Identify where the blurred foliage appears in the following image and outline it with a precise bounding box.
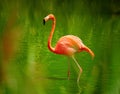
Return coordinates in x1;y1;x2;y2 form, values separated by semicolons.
0;0;120;94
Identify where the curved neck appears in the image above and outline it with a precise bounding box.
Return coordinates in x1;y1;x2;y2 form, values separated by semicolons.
48;17;56;52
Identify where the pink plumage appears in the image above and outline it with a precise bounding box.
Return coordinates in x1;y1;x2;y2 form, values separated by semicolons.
43;14;94;84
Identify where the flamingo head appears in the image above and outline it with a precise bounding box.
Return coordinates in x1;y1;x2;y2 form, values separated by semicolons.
43;14;55;25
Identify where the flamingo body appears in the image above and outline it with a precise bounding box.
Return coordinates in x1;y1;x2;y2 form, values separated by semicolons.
54;35;84;56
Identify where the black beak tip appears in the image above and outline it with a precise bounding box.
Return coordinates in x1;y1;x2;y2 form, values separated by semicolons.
43;19;45;25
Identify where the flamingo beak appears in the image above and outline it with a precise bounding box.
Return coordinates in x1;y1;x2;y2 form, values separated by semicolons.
43;15;50;25
43;19;46;25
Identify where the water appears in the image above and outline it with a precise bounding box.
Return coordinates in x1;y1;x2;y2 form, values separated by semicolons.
0;0;120;94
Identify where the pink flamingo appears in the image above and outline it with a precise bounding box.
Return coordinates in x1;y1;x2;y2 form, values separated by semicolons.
43;14;94;83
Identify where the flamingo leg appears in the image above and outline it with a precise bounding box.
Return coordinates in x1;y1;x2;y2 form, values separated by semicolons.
72;56;82;84
67;57;70;80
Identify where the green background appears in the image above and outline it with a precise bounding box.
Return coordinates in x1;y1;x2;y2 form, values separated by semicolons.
0;0;120;94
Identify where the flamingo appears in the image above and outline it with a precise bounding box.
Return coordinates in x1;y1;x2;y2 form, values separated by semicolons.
43;14;94;83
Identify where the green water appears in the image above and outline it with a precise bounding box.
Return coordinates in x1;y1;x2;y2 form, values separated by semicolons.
0;0;120;94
